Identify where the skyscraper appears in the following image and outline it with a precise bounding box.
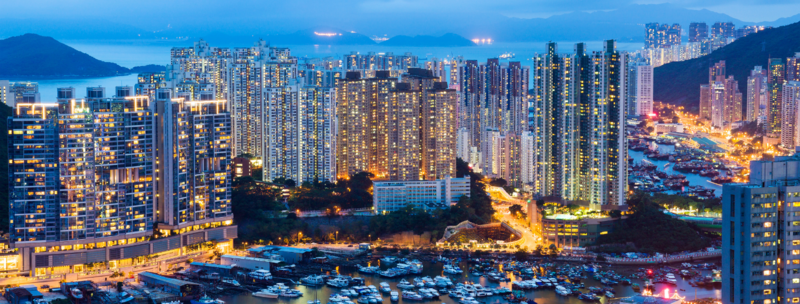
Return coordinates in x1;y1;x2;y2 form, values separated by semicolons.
689;22;708;42
634;65;654;116
667;24;682;46
711;82;726;128
262;82;335;183
768;58;786;135
788;53;800;82
531;41;628;208
746;66;767;122
335;69;457;181
7;89;235;276
782;81;800;148
711;21;735;38
645;23;660;49
722;155;800;304
699;84;711;120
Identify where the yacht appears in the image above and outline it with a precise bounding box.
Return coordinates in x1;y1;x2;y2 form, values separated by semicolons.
248;269;273;283
605;291;615;298
379;282;392;293
443;264;463;274
253;289;279;299
402;291;423;301
555;285;571;296
390;291;399;302
281;289;303;298
327;278;350;288
381;256;398;264
397;279;415;290
302;275;325;286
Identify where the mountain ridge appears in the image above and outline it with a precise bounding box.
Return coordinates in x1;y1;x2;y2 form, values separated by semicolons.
0;34;164;78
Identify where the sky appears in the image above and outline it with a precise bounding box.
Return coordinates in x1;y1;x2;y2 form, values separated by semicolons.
1;0;798;39
1;0;798;23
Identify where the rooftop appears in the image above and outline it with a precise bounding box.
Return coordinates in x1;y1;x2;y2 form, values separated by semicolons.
138;272;198;287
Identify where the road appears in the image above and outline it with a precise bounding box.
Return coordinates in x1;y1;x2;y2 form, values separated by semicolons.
485;188;541;251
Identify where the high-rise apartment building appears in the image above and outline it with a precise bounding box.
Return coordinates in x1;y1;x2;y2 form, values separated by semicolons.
261;82;335;183
722;154;800;304
343;52;418;72
700;84;711;120
768;58;786;135
712;22;735;38
667;24;682;46
747;66;767;122
723;76;743;123
456;59;529;182
788;53;800;82
135;72;166;100
7;89;236;276
689;22;708;42
781;82;800;148
531;41;628;208
634;65;654;116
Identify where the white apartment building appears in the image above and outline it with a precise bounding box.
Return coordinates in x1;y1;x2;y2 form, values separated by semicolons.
373;176;470;213
635;65;654;116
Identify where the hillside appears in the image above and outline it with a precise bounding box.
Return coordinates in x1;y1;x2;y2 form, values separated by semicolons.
0;33;131;78
653;21;800;112
381;33;476;47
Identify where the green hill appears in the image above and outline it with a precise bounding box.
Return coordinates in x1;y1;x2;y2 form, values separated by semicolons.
653;21;800;113
0;33;164;78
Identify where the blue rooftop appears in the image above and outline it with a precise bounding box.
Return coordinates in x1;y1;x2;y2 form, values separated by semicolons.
251;246;312;254
190;262;233;270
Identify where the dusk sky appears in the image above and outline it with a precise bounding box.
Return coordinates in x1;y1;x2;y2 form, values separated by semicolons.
2;0;798;26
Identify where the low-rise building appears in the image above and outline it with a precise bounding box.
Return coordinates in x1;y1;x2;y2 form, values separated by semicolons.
541;214;619;248
246;246;313;264
654;122;684;134
233;157;253;178
220;255;279;271
138;272;201;298
373;175;470;213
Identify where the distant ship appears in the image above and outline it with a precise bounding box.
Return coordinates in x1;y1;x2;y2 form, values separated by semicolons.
499;52;515;59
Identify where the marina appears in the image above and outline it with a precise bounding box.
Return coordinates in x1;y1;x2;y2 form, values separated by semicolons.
215;257;721;304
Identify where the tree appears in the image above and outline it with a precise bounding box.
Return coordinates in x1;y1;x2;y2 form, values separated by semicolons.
489;178;508;187
509;204;526;218
548;244;558;257
514;249;528;261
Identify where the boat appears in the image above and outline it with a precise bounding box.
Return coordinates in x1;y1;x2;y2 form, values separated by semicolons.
397;279;415;290
555;285;571;296
605;291;615;298
402;291;423;301
253;288;280;299
191;294;224;304
221;278;241;287
578;293;599;301
70;289;83;300
443;264;463;274
379;282;391;293
632;283;640;292
119;292;135;303
327;278;350;288
302;275;325;286
390;291;399;302
358;265;380;274
281;289;303;298
381;256;398;264
248;269;273;283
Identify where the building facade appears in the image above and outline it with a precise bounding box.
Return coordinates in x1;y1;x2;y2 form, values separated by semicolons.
372;176;470;213
7;89;236;276
722;154;800;304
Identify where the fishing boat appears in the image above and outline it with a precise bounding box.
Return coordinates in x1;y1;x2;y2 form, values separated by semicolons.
402;291;423;301
301;275;325;286
390;291;399;302
397;279;415;290
379;282;391;293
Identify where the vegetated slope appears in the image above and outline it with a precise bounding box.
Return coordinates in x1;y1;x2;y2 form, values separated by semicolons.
381;33;476;47
0;33;130;78
653;21;800;112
